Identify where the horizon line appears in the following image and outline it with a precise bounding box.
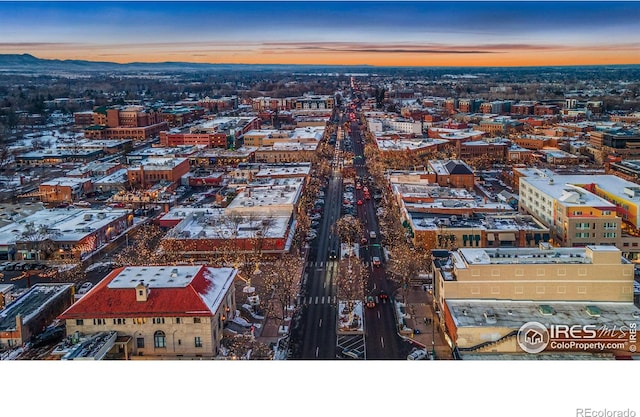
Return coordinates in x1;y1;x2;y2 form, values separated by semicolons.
3;53;640;69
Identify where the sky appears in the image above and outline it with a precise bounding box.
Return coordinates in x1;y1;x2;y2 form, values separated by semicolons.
0;1;639;67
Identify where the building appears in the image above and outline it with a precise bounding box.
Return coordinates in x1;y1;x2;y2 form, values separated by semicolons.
0;208;131;261
432;245;638;356
0;284;74;349
160;178;304;256
517;171;640;253
519;173;620;247
15;149;104;167
38;177;93;204
254;142;318;163
428;160;475;189
159;130;228;148
58;266;238;359
84;122;168;141
127;157;191;189
294;94;334;110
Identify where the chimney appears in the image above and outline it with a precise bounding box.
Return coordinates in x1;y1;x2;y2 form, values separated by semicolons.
135;281;150;302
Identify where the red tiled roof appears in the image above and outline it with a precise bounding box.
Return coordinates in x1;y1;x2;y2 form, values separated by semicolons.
58;266;227;319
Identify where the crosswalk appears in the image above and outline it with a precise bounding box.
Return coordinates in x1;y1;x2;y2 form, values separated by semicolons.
298;295;338;305
307;260;378;268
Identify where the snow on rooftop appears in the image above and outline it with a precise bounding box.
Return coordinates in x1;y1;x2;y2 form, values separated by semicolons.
447;299;640;329
377;138;447;151
200;267;237;314
108;265;203;289
167;209;292;240
0;208;129;245
0;284;73;331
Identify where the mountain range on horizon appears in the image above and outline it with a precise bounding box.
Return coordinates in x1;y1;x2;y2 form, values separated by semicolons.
0;53;638;74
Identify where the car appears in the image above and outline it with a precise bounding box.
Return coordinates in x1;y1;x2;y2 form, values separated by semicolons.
372;256;381;267
366;296;376;308
357;200;363;206
379;290;389;300
407;349;428;360
329;250;337;260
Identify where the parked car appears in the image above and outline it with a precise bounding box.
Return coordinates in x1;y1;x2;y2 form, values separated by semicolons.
379;290;389;300
372;256;381;267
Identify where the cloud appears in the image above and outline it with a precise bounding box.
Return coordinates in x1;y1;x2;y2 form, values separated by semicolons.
259;41;640;54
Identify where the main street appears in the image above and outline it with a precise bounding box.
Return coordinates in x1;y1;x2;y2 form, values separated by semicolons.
349;117;406;360
290;104;408;360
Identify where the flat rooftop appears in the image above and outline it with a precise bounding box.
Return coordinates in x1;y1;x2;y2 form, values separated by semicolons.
255;165;311;177
0;208;130;245
165;208;292;240
129;157;188;170
455;245;624;267
41;177;91;188
409;212;546;232
447;299;640;329
377;138;448;151
226;181;303;213
0;283;73;331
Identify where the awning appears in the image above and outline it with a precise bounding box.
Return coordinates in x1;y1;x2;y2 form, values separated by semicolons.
487;234;495;241
498;233;516;241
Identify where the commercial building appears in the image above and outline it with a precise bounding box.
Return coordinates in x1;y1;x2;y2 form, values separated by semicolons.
0;207;131;261
38;177;93;204
127;157;191;189
58;266;238;359
0;284;74;349
432;245;639;356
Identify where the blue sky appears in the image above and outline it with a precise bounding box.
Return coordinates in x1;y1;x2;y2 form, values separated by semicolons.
0;1;638;66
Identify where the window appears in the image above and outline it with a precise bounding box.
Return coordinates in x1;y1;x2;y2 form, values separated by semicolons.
154;331;166;348
176;317;181;324
575;232;590;238
136;337;145;349
153;317;165;324
557;286;566;294
195;337;202;348
193;317;201;324
536;286;545;294
93;318;105;325
76;319;84;326
134;317;146;325
603;232;616;238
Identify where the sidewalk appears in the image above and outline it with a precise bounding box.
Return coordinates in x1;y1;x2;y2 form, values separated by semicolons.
397;287;453;360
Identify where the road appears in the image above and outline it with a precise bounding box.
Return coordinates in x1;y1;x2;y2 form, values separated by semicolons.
349;117;407;360
290;104;409;360
295;148;344;359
